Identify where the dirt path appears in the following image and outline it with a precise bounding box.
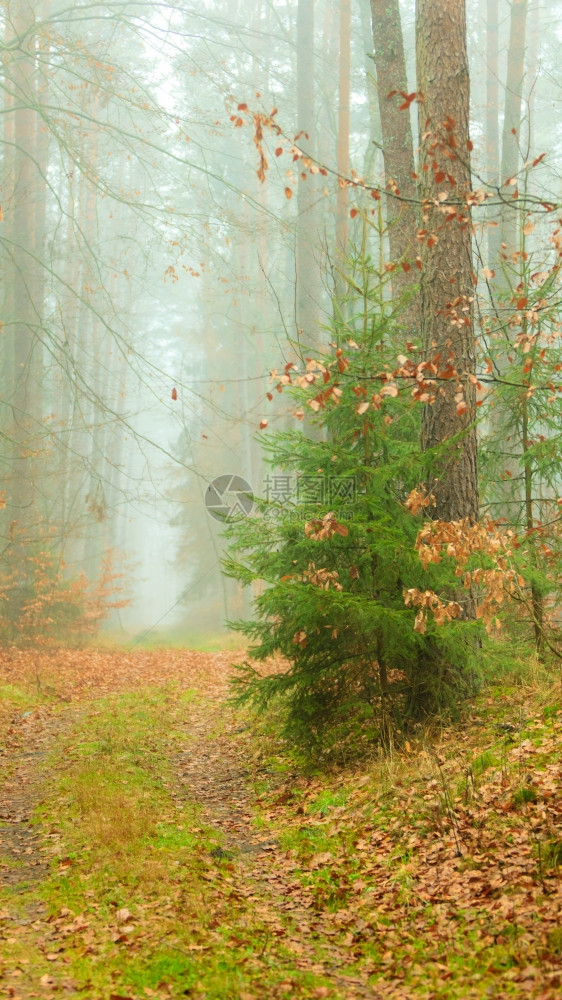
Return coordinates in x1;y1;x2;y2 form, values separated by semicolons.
0;706;77;1000
176;708;374;998
0;671;373;997
0;708;69;892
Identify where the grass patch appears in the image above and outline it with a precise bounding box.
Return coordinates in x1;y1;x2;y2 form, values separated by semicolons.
308;788;349;816
99;626;244;652
511;785;538;808
540;837;562;870
471;749;497;775
0;684;352;999
0;680;51;724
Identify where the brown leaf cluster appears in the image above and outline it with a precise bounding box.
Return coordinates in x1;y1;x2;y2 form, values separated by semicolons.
405;512;523;633
305;513;349;541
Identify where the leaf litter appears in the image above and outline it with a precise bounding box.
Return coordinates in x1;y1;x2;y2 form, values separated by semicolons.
0;647;559;999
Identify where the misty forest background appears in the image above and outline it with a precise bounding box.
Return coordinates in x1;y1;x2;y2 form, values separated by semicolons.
1;0;561;652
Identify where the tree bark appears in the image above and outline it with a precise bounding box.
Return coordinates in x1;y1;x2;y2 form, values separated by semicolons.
296;0;322;351
6;0;44;536
335;0;351;257
416;0;478;525
358;0;382;185
499;0;528;256
523;0;539;154
485;1;529;521
370;0;418;320
486;0;500;263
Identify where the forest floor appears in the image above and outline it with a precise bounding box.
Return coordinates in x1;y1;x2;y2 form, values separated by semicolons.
0;648;560;1000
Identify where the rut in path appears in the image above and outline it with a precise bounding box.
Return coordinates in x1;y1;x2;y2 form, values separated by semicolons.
175;707;376;1000
0;707;74;1000
0;708;69;892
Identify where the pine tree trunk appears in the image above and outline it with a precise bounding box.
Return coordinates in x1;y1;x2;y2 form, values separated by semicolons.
358;0;382;184
499;0;528;256
523;0;539;152
370;0;418;322
416;0;479;525
7;1;44;545
317;1;338;176
486;0;500;263
1;26;15;451
296;0;322;351
335;0;351;257
490;0;528;520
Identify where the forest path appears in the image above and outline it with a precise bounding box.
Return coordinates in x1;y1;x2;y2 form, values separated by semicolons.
0;694;81;998
174;703;373;998
0;648;374;1000
0;707;65;890
1;648;560;1000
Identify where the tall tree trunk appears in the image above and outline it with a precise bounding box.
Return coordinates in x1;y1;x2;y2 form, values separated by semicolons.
32;1;49;329
358;0;382;185
0;28;15;439
317;0;338;173
499;0;528;256
486;0;500;263
296;0;322;352
489;0;528;519
7;1;44;544
335;0;351;257
523;0;539;154
416;0;478;525
370;0;418;322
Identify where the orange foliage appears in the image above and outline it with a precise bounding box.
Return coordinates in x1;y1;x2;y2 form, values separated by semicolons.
0;535;129;647
404;491;524;634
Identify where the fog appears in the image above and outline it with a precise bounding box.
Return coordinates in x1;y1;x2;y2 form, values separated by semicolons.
1;0;559;645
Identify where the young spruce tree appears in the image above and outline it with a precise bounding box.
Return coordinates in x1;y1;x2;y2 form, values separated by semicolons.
224;215;482;752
